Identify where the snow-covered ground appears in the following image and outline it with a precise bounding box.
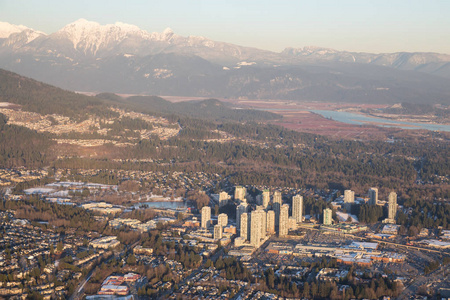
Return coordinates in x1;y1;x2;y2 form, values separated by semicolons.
336;211;359;223
24;187;56;195
48;190;69;197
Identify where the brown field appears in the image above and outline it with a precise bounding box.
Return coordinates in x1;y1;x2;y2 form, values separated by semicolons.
271;110;394;140
222;98;397;140
78;93;436;140
157;96;412;140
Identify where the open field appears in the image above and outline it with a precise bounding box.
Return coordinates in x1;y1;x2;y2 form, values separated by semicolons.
79;93;448;140
165;96;399;139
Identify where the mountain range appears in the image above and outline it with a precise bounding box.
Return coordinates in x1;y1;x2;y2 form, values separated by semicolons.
1;19;450;104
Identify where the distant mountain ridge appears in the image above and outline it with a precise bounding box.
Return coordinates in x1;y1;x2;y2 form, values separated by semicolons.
1;19;450;104
0;19;271;64
2;19;449;69
0;68;278;122
282;47;450;78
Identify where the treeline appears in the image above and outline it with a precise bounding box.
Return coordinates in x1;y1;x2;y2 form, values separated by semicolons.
218;122;315;145
121;208;157;222
138;231;203;271
186;190;210;210
100;116;154;139
0;113;55;168
421;154;450;183
0;198;105;233
260;264;401;299
210;256;253;282
122;96;280;122
12;177;55;194
52;151;448;204
129;138;419;185
397;199;450;230
302;196;329;218
177;127;221;140
353;204;385;224
54;131;111;140
383;102;450;119
68;170;120;185
104;116;153;131
2;80;446;201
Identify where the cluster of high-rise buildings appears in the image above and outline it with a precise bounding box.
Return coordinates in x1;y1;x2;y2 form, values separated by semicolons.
233;188;305;248
363;187;397;224
201;187;306;248
340;187;398;224
201;186;399;249
200;206;231;240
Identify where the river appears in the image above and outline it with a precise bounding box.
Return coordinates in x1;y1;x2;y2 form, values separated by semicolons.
311;110;450;132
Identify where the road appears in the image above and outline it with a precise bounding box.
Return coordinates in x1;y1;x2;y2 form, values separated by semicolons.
375;239;450;255
398;264;447;299
297;224;450;256
69;269;94;300
69;241;139;299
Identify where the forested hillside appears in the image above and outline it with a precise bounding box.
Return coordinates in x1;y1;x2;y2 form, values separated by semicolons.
0;69;115;119
0;113;55;167
98;94;280;122
0;69;448;203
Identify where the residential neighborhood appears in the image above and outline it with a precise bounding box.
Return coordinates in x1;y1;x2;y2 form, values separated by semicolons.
0;167;449;299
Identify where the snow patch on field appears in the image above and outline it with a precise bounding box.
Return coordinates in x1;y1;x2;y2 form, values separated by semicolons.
336;211;359;223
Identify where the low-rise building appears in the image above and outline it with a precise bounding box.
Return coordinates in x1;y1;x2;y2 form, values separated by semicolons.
224;225;236;235
133;246;153;255
109;218;141;229
440;230;450;240
316;268;349;282
381;224;400;235
98;284;129;296
416;239;450;249
90;236;120;249
82;202;122;215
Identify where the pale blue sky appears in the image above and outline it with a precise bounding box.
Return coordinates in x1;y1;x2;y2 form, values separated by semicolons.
1;0;449;54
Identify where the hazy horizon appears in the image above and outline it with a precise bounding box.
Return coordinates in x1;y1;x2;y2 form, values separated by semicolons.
1;0;449;54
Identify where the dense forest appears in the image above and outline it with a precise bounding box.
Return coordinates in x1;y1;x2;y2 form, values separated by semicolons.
0;113;55;168
0;197;105;233
382;102;450;119
52;125;449;201
397;199;450;230
0;69;448;205
113;95;281;122
260;264;401;299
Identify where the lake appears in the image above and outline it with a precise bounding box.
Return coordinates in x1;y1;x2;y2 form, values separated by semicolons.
133;201;188;209
311;110;450;132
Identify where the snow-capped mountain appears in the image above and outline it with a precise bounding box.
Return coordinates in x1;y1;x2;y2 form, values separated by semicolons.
2;29;46;49
0;21;31;38
0;19;278;63
1;19;450;104
52;19;175;55
281;46;450;71
2;18;450;68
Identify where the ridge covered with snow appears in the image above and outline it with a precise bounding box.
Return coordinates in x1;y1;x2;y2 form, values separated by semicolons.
0;21;31;38
53;19;183;54
0;18;263;62
1;18;450;80
56;19;151;54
